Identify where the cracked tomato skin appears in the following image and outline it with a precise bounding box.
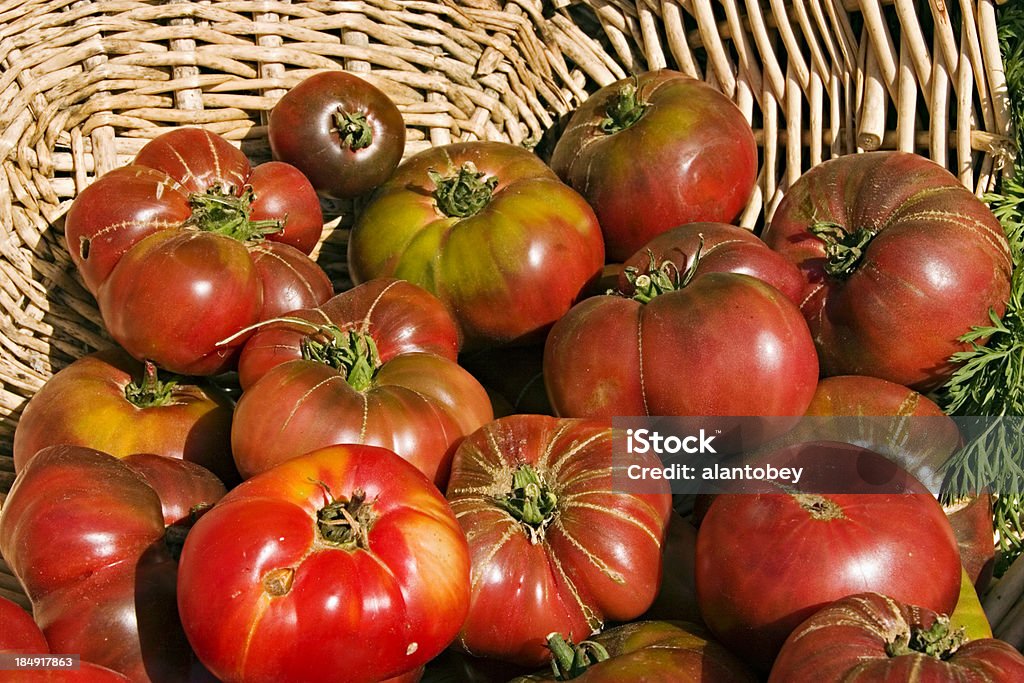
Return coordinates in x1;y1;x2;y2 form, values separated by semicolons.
761;151;1012;390
347;141;605;349
768;593;1024;682
176;444;471;683
445;415;673;667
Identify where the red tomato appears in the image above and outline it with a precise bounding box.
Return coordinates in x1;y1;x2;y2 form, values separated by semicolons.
695;443;963;672
617;222;806;305
64;128;330;375
231;279;493;487
347;141;605;349
762;151;1012;390
12;347;237;484
0;595;48;653
509;622;756;682
121;453;227;528
0;446;225;682
176;444;471;683
248;240;333;321
549;70;758;261
544;258;818;430
446;415;673;666
768;593;1024;682
269;71;406;199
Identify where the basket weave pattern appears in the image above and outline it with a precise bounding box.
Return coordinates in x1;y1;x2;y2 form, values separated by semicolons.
0;1;1014;459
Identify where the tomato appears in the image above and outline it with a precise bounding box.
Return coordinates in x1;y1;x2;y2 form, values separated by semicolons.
445;415;673;666
0;446;224;682
549;70;758;261
509;622;756;682
695;442;963;672
768;592;1024;682
231;279;491;487
12;347;237;484
762;151;1012;390
348;141;605;349
269;71;405;199
64;127;330;375
0;595;48;653
121;454;227;528
543;255;818;433
617;222;806;305
176;444;470;683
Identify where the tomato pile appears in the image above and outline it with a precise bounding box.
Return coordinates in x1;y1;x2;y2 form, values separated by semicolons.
3;68;1024;683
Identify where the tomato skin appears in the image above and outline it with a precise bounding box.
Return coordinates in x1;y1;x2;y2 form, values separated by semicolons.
12;347;236;483
98;230;263;376
121;453;227;527
248;240;333;321
618;222;806;305
247;161;324;254
0;446;223;683
762;151;1012;390
0;595;48;653
695;446;963;673
348;141;605;349
550;70;758;261
268;71;406;199
544;272;818;424
768;592;1024;682
511;621;756;682
231;279;491;487
446;415;673;666
176;444;471;683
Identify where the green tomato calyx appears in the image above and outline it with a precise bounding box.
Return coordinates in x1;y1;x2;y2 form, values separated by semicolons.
621;235;705;303
546;633;610;680
185;184;283;242
301;326;381;392
333;108;374;152
429;163;498;218
600;78;648;135
809;221;875;278
885;615;965;661
500;464;558;543
125;360;177;408
316;486;376;551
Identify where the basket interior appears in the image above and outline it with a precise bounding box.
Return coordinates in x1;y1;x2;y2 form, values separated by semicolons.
0;0;1014;445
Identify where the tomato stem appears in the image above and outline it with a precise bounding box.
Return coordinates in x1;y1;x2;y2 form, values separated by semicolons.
600;77;648;135
124;361;177;408
885;616;965;660
301;327;381;392
546;633;610;680
500;465;558;543
809;221;875;278
333;108;374;151
429;163;498;218
185;184;284;242
622;235;705;303
793;493;846;521
316;487;376;551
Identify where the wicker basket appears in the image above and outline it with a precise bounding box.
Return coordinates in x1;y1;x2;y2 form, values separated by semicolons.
0;0;1017;629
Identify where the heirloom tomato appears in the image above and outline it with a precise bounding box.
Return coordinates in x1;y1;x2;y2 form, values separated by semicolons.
617;222;805;305
0;595;47;653
446;415;672;666
347;141;604;349
176;444;471;683
231;278;492;487
768;593;1024;682
12;347;237;484
0;446;224;682
544;251;818;431
762;151;1012;390
268;70;406;199
695;442;963;672
64;127;330;375
510;622;755;682
549;70;758;261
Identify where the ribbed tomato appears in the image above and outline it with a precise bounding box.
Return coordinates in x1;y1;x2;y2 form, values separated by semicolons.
176;444;471;683
768;593;1024;682
446;415;673;666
